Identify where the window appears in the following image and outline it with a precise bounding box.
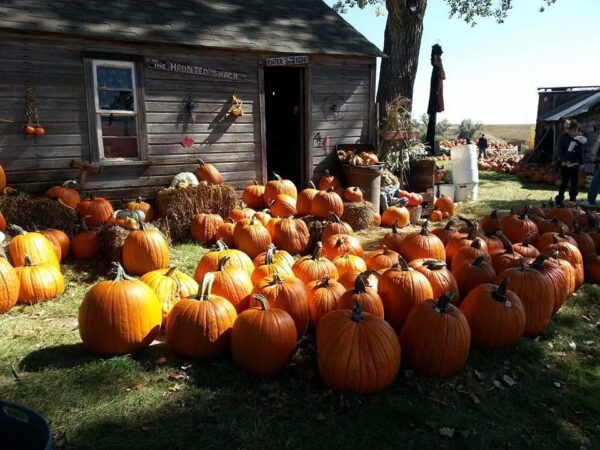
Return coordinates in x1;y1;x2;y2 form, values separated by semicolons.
91;60;140;160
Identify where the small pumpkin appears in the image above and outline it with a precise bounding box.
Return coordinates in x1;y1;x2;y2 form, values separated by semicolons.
242;180;266;210
125;197;155;222
343;187;363;203
195;159;223;185
322;234;363;260
409;259;460;303
15;255;65;305
191;213;224;245
194;240;254;279
77;195;114;227
332;253;368;277
451;255;496;297
381;201;410;228
318;169;341;191
251;245;294;284
307;274;346;328
433;195;455;215
381;222;405;252
122;222;170;275
45;180;81;209
364;245;399;272
71;221;101;260
209;256;254;313
292;242;339;284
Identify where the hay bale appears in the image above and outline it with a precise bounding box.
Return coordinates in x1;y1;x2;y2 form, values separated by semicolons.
341;201;376;231
155;184;237;242
0;193;78;233
98;225;131;263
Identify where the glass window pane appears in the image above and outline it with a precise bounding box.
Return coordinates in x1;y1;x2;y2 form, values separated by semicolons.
101;116;137;137
102;137;138;158
98;90;134;111
97;66;133;89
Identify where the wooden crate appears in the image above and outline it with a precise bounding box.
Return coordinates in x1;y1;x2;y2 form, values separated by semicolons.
419;190;435;218
407;159;435;193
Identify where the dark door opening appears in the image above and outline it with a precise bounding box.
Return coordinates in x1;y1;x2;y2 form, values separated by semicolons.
264;67;305;187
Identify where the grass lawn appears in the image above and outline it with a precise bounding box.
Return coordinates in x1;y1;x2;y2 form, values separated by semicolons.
1;172;599;450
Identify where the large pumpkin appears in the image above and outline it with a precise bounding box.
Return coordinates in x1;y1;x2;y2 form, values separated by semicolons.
321;214;354;241
568;223;597;259
296;181;319;216
490;234;528;274
8;225;60;269
264;172;297;204
233;216;272;259
242;180;266;210
459;278;526;348
312;188;344;219
191;213;224;245
479;209;502;233
0;256;20;313
499;209;539;244
544;235;584;288
194;240;254;279
45;180;81;209
451;238;490;269
140;266;199;323
122;223;170;275
381;203;410;228
400;292;471;377
270;194;297;218
409;259;460;304
292;242;339;284
77;195;114;227
251;245;294;284
166;272;237;358
307;274;346;328
451;256;496;297
364;245;399;272
208;256;254;313
431;219;460;246
322;234;363;260
338;275;384;318
381;222;405;252
316;303;401;394
398;220;446;262
195;159;223;185
231;294;297;376
332;253;368;277
79;263;162;356
271;217;310;255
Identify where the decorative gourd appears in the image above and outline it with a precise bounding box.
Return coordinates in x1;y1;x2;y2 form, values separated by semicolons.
231;294;297;376
15;256;64;305
399;220;446;262
451;256;496;297
271;217;310;255
125;197;155;222
409;259;460;303
45;180;81;209
170;172;199;188
251;273;309;338
296;181;319;215
194;240;254;279
77;195;114;227
40;229;70;262
364;245;399;272
122;222;170;275
251;245;294;284
400;292;471;377
332;253;367;276
270;194;297;218
338;275;384;318
292;242;339;284
215;220;236;247
343;187;363;203
114;209;146;223
79;262;162;355
318;169;341;191
321;214;354;241
0;256;20;313
381;222;405;252
381;202;410;228
195;159;223;185
459;278;526;348
166;272;237;358
312;188;344;219
378;256;434;333
242;180;266;210
191;213;224;245
452;238;491;269
233;216;272;259
264;172;298;204
307;274;346;328
71;221;100;260
433;195;455;215
322;234;363;260
511;234;540;259
8;225;60;269
317;302;401;394
140;266;199;323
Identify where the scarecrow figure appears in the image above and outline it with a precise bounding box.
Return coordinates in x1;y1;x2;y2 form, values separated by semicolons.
426;44;445;153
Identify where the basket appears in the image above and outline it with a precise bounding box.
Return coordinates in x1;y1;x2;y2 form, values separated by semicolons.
0;401;52;450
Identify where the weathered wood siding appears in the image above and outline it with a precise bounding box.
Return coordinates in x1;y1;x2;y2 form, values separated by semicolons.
0;33;261;199
310;58;374;180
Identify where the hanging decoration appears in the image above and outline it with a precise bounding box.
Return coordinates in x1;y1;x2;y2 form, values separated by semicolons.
425;44;445;152
229;93;244;117
24;87;45;136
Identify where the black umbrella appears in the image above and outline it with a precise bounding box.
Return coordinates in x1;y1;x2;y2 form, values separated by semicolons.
426;44;445;154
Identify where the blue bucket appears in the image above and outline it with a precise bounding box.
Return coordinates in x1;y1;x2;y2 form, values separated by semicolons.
0;400;52;450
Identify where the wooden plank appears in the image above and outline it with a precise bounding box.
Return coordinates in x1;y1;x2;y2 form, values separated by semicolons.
0;134;86;146
0;145;88;159
145;121;255;134
135;60;149;162
150;152;258;163
311;84;370;96
147;133;256;146
313;93;369;105
368;61;377;145
257;64;267;184
144;101;255;114
304;64;313;185
312;120;369;132
148;142;256;154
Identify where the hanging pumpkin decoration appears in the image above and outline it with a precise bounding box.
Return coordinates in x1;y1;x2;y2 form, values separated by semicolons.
15;255;65;305
229;93;244;117
122;222;170;275
195;159;223;185
23;87;45;136
307;274;346;328
45;180;81;209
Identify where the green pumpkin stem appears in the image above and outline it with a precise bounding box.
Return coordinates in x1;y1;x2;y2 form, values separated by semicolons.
253;294;270;311
165;266;178;277
351;301;363;322
434;291;454;313
215;239;229;251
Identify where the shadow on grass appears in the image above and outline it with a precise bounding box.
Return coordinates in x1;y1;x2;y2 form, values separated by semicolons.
19;343;95;372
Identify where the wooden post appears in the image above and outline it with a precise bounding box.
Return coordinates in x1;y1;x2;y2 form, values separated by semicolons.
70;160;103;189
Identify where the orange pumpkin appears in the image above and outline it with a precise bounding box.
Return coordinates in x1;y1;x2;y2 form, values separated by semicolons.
191;213;224;245
264;172;297;204
322;234;364;260
196;159;223;185
270;194;297;218
296;181;319;216
318;169;341;191
381;202;410;228
343;187;363;203
312;188;344;219
45;180;81;209
242;180;266;210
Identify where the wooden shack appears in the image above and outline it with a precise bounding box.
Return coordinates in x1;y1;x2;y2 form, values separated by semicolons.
0;0;381;199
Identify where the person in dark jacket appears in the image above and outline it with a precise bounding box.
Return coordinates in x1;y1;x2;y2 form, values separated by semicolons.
477;134;488;159
555;119;587;205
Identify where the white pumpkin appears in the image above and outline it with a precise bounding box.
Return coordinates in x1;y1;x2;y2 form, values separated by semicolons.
170;172;199;188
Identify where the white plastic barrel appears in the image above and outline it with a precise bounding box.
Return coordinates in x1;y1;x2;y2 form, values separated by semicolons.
455;183;479;202
451;144;479;184
436;184;456;201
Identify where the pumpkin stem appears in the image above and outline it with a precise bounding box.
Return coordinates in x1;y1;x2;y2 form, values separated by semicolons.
200;272;215;300
317;274;330;288
270;272;284;285
458;216;474;229
444;218;455;231
434;291;454;313
530;254;550;270
63;179;78;189
470;238;482;249
551;233;560;245
253;294;270;311
490;209;498;219
521;233;532;247
110;262;136;282
354;275;368;293
307;180;316;190
136;196;143;203
391;221;398;233
420;220;429;236
466;223;479;240
197;158;206;166
485;228;501;237
330;213;341;223
215;239;229;251
8;224;26;235
217;256;230;272
397;255;410;271
519;206;531;220
165;266;178;277
311;242;324;260
492;277;510;303
265;245;275;265
272;172;283;181
327;187;335;193
425;259;446;270
472;255;485;267
350;301;363;322
498;233;514;254
23;255;33;267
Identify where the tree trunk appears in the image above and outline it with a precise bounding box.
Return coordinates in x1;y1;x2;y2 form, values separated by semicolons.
377;0;427;116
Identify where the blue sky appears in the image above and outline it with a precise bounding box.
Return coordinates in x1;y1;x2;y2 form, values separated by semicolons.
326;0;600;124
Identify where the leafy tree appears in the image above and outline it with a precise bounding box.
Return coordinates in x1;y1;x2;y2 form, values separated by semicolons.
419;113;451;137
457;118;483;140
332;0;557;114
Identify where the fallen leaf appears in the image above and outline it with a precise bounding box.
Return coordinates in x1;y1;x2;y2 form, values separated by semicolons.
569;341;577;350
584;341;593;346
439;427;455;438
503;375;517;387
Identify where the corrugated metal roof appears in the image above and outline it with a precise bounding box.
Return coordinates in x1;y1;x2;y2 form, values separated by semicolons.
0;0;383;57
544;92;600;122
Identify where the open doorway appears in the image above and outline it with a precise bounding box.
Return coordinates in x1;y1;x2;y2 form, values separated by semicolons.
263;67;305;186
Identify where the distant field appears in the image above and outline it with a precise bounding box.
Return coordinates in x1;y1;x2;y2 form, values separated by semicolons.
445;124;534;144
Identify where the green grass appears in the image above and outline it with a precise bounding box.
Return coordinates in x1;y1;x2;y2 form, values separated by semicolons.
1;180;600;450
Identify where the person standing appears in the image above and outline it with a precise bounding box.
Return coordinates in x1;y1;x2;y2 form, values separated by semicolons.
555;119;587;205
580;133;600;207
477;133;488;159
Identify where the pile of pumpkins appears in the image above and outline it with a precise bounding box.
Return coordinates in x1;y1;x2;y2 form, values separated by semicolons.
337;150;380;166
478;153;523;174
511;162;587;188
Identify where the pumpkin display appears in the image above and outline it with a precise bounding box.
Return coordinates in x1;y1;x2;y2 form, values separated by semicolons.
399;221;446;262
307;274;346;328
377;256;433;333
499;208;539;244
496;256;555;337
409;259;460;303
452;238;491;269
205;256;254;313
242;180;266;210
264;172;297;204
79;263;162;355
343;187;363;203
251;245;294;284
233;216;272;259
338;275;384;318
544;235;584;288
0;256;20;314
215;220;236;247
431;219;460;246
316;302;401;394
8;225;60;269
254;247;295;268
71;224;100;260
400;292;470;377
122;222;170;275
318;169;341;191
312;188;344;219
292;242;339;284
296;181;319;215
321;214;354;241
381;222;406;252
231;294;297;376
459;278;526;348
77;195;114;227
140;266;199;323
41;228;70;262
194;240;254;279
322;234;363;260
191;213;224;245
271;217;310;255
332;253;368;276
15;256;64;305
166;272;237;358
195;159;223;185
45;180;81;209
451;256;496;297
364;245;399;272
433;195;455;215
251;273;309;338
511;234;540;259
125;197;155;222
396;190;423;207
381;202;410;228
